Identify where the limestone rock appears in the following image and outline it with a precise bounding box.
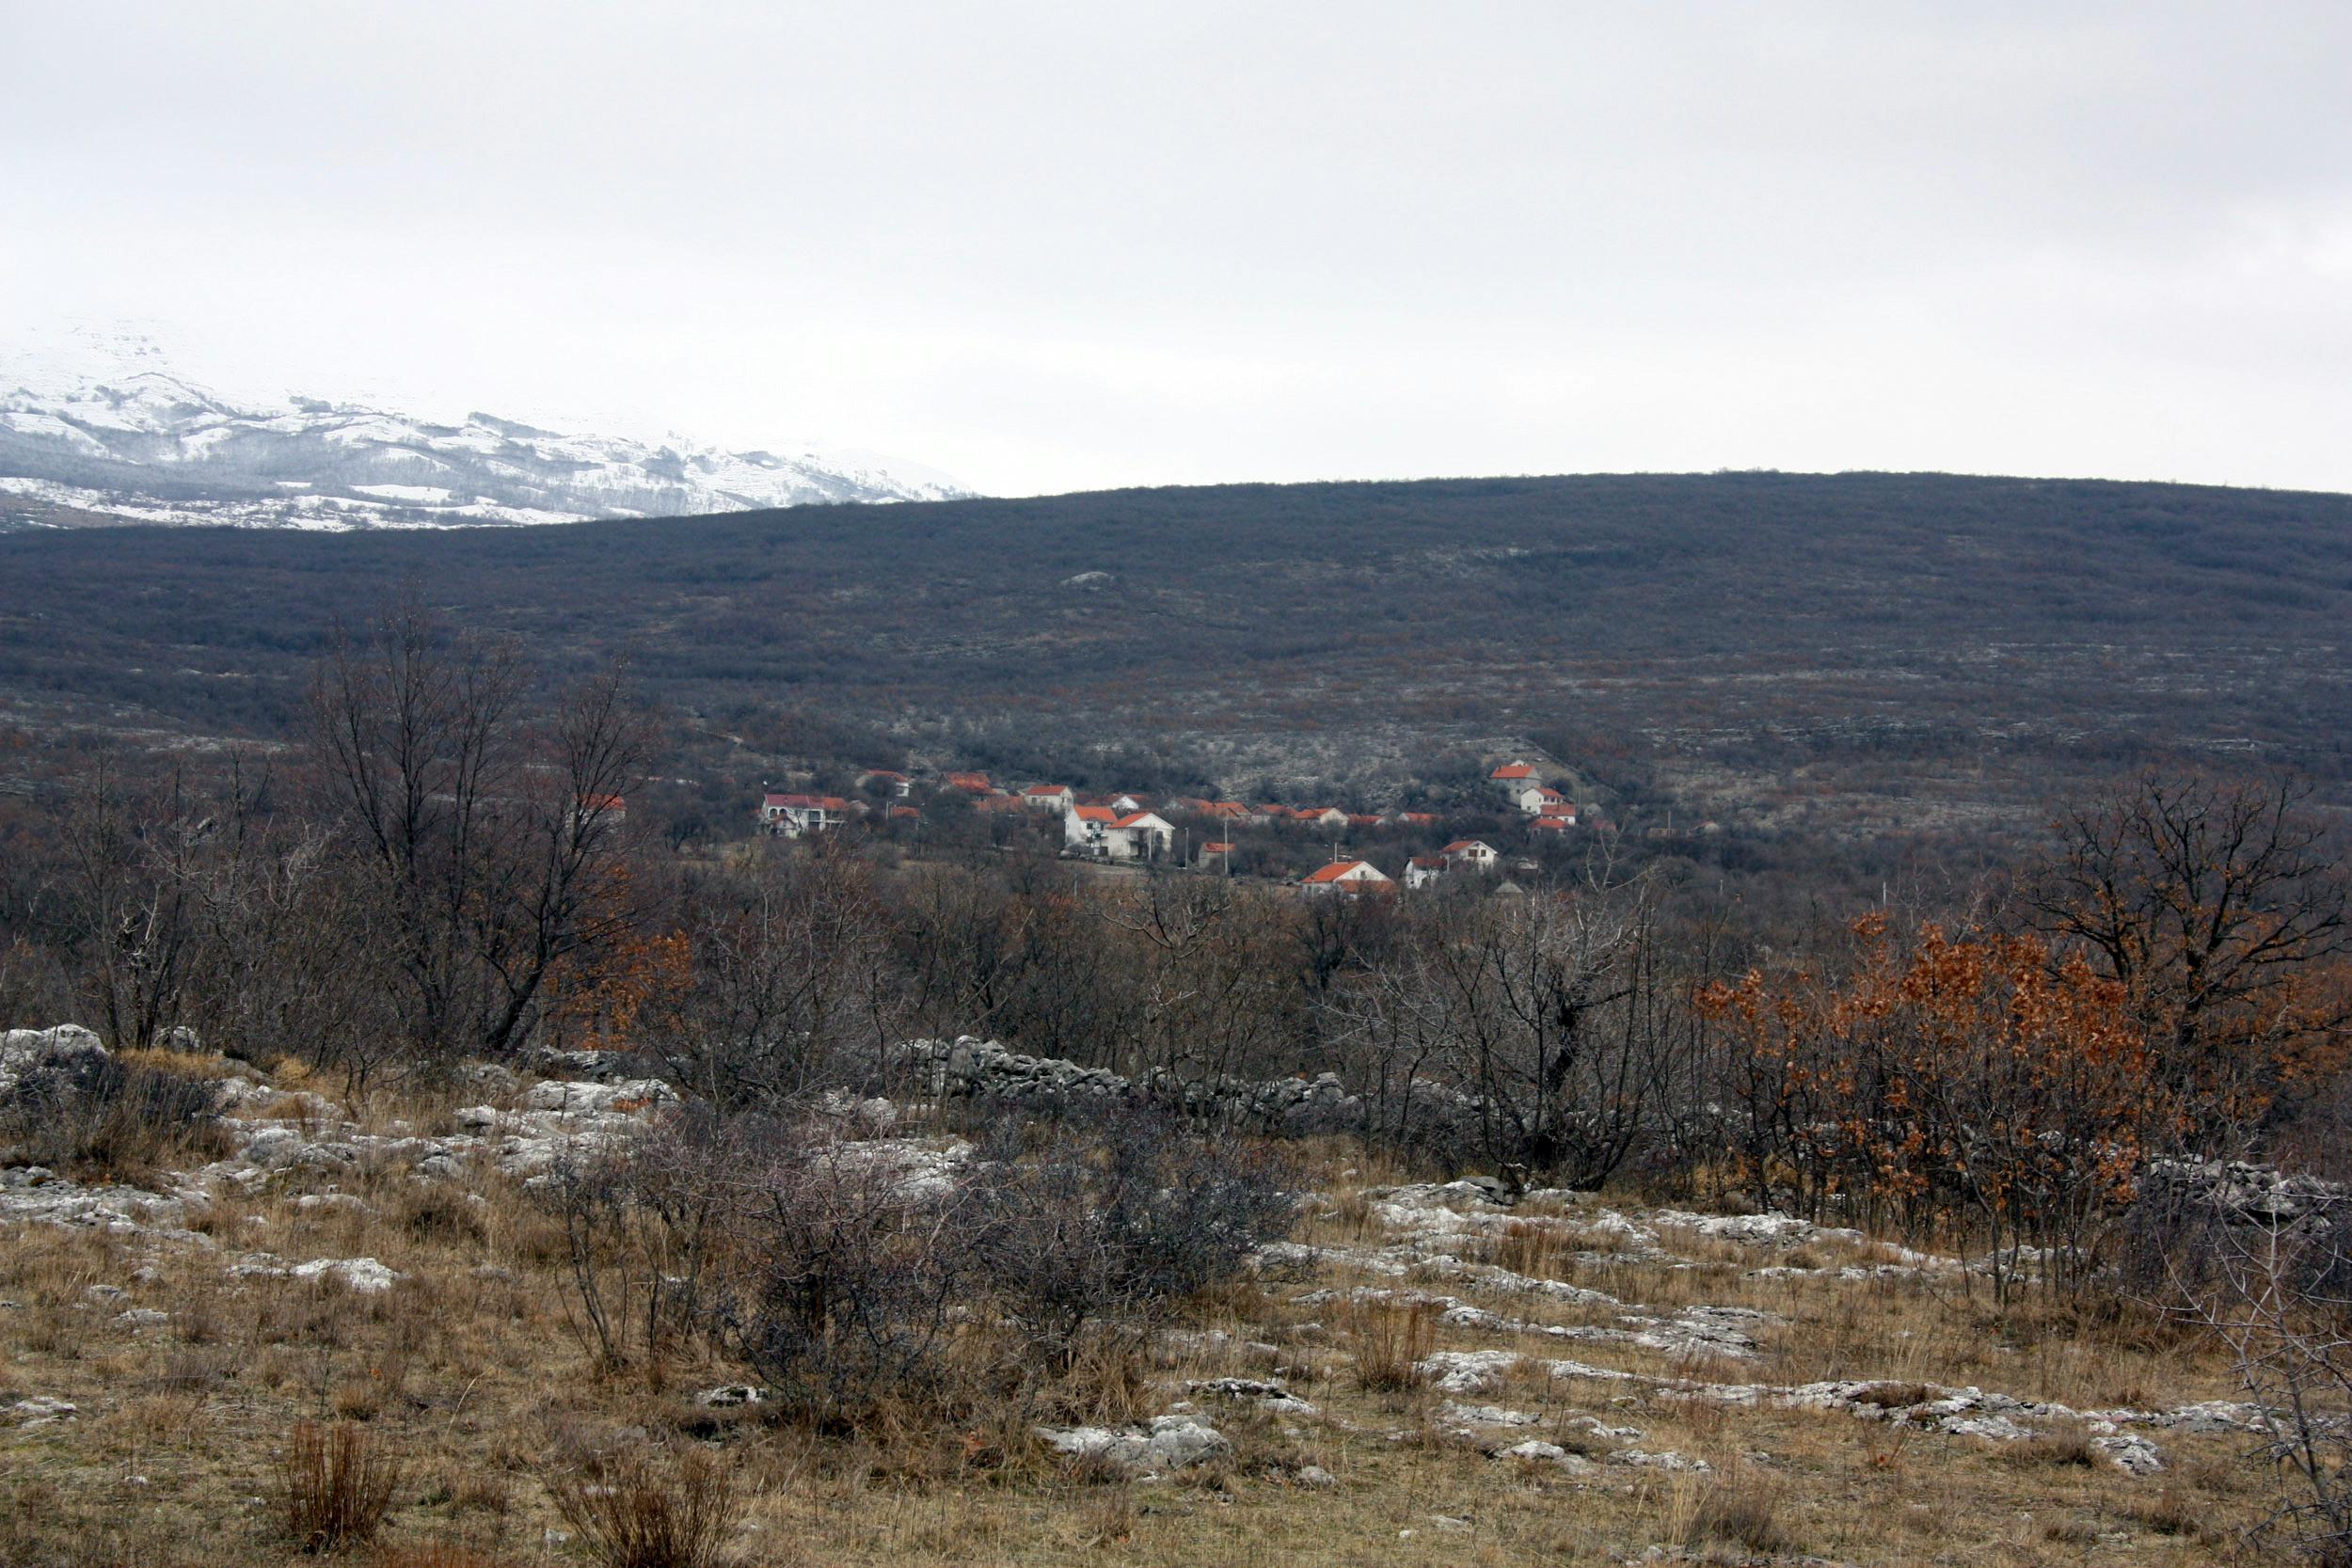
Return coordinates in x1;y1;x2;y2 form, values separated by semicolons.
694;1385;766;1408
292;1257;400;1293
1187;1377;1317;1415
0;1024;110;1105
1036;1413;1232;1475
8;1396;79;1427
2094;1433;2166;1475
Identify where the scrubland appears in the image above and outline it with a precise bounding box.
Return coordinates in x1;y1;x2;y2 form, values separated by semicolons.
0;1043;2288;1568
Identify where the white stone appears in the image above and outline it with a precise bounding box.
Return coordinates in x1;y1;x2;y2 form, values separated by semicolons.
292;1257;400;1293
1036;1413;1232;1475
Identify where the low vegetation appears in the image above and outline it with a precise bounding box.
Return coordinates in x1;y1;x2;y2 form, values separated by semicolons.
2;599;2351;1563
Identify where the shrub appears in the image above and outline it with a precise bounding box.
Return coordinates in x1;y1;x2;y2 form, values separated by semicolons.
278;1420;400;1554
1493;1219;1569;1281
972;1104;1297;1370
716;1117;993;1422
1343;1297;1434;1392
1688;1473;1795;1556
0;1056;230;1183
548;1449;739;1568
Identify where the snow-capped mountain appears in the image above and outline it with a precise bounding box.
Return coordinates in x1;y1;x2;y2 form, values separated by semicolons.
0;326;970;530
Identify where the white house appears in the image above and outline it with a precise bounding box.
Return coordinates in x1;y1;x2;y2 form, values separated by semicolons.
1020;784;1075;812
1403;853;1448;891
759;793;852;837
1440;839;1500;870
1301;858;1392;894
1064;805;1175;862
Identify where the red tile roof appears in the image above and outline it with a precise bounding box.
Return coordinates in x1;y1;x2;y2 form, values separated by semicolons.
1491;763;1534;781
765;793;849;811
1304;859;1377;884
1022;784;1071;797
1072;805;1117;823
1201;841;1235;854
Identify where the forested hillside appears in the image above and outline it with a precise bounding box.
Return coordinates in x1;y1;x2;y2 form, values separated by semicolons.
5;471;2349;831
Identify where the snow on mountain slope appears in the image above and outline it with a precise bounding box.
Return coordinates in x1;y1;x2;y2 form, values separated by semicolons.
0;325;971;530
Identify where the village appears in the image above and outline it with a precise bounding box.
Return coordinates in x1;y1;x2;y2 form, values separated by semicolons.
754;760;1589;893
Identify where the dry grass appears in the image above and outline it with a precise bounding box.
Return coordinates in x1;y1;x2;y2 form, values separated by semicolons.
373;1545;529;1568
0;1071;2296;1568
278;1419;401;1553
1685;1466;1798;1556
547;1448;742;1568
1490;1219;1571;1281
1339;1298;1433;1393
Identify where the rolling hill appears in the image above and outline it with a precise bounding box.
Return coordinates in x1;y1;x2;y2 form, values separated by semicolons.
3;470;2348;832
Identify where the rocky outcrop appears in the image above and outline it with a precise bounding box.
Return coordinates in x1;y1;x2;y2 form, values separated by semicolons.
891;1035;1384;1134
0;1024;110;1107
1035;1413;1232;1476
2138;1158;2349;1227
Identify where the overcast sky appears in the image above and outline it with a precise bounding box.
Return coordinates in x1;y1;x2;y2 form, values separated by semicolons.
5;2;2348;497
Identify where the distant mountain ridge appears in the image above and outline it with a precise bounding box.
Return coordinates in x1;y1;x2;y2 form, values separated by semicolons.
0;326;970;530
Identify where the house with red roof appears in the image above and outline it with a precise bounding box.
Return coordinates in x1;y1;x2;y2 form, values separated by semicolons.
1064;804;1175;862
1508;783;1576;818
1403;853;1449;891
1440;839;1500;870
1021;784;1075;812
1490;762;1535;784
575;793;627;828
1301;858;1393;894
759;792;853;837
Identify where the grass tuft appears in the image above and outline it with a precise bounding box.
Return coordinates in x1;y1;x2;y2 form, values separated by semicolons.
278;1419;401;1554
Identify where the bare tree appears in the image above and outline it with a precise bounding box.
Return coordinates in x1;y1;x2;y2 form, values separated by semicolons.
2021;771;2351;1141
54;760;197;1053
2192;1212;2352;1563
663;841;910;1107
310;605;656;1059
